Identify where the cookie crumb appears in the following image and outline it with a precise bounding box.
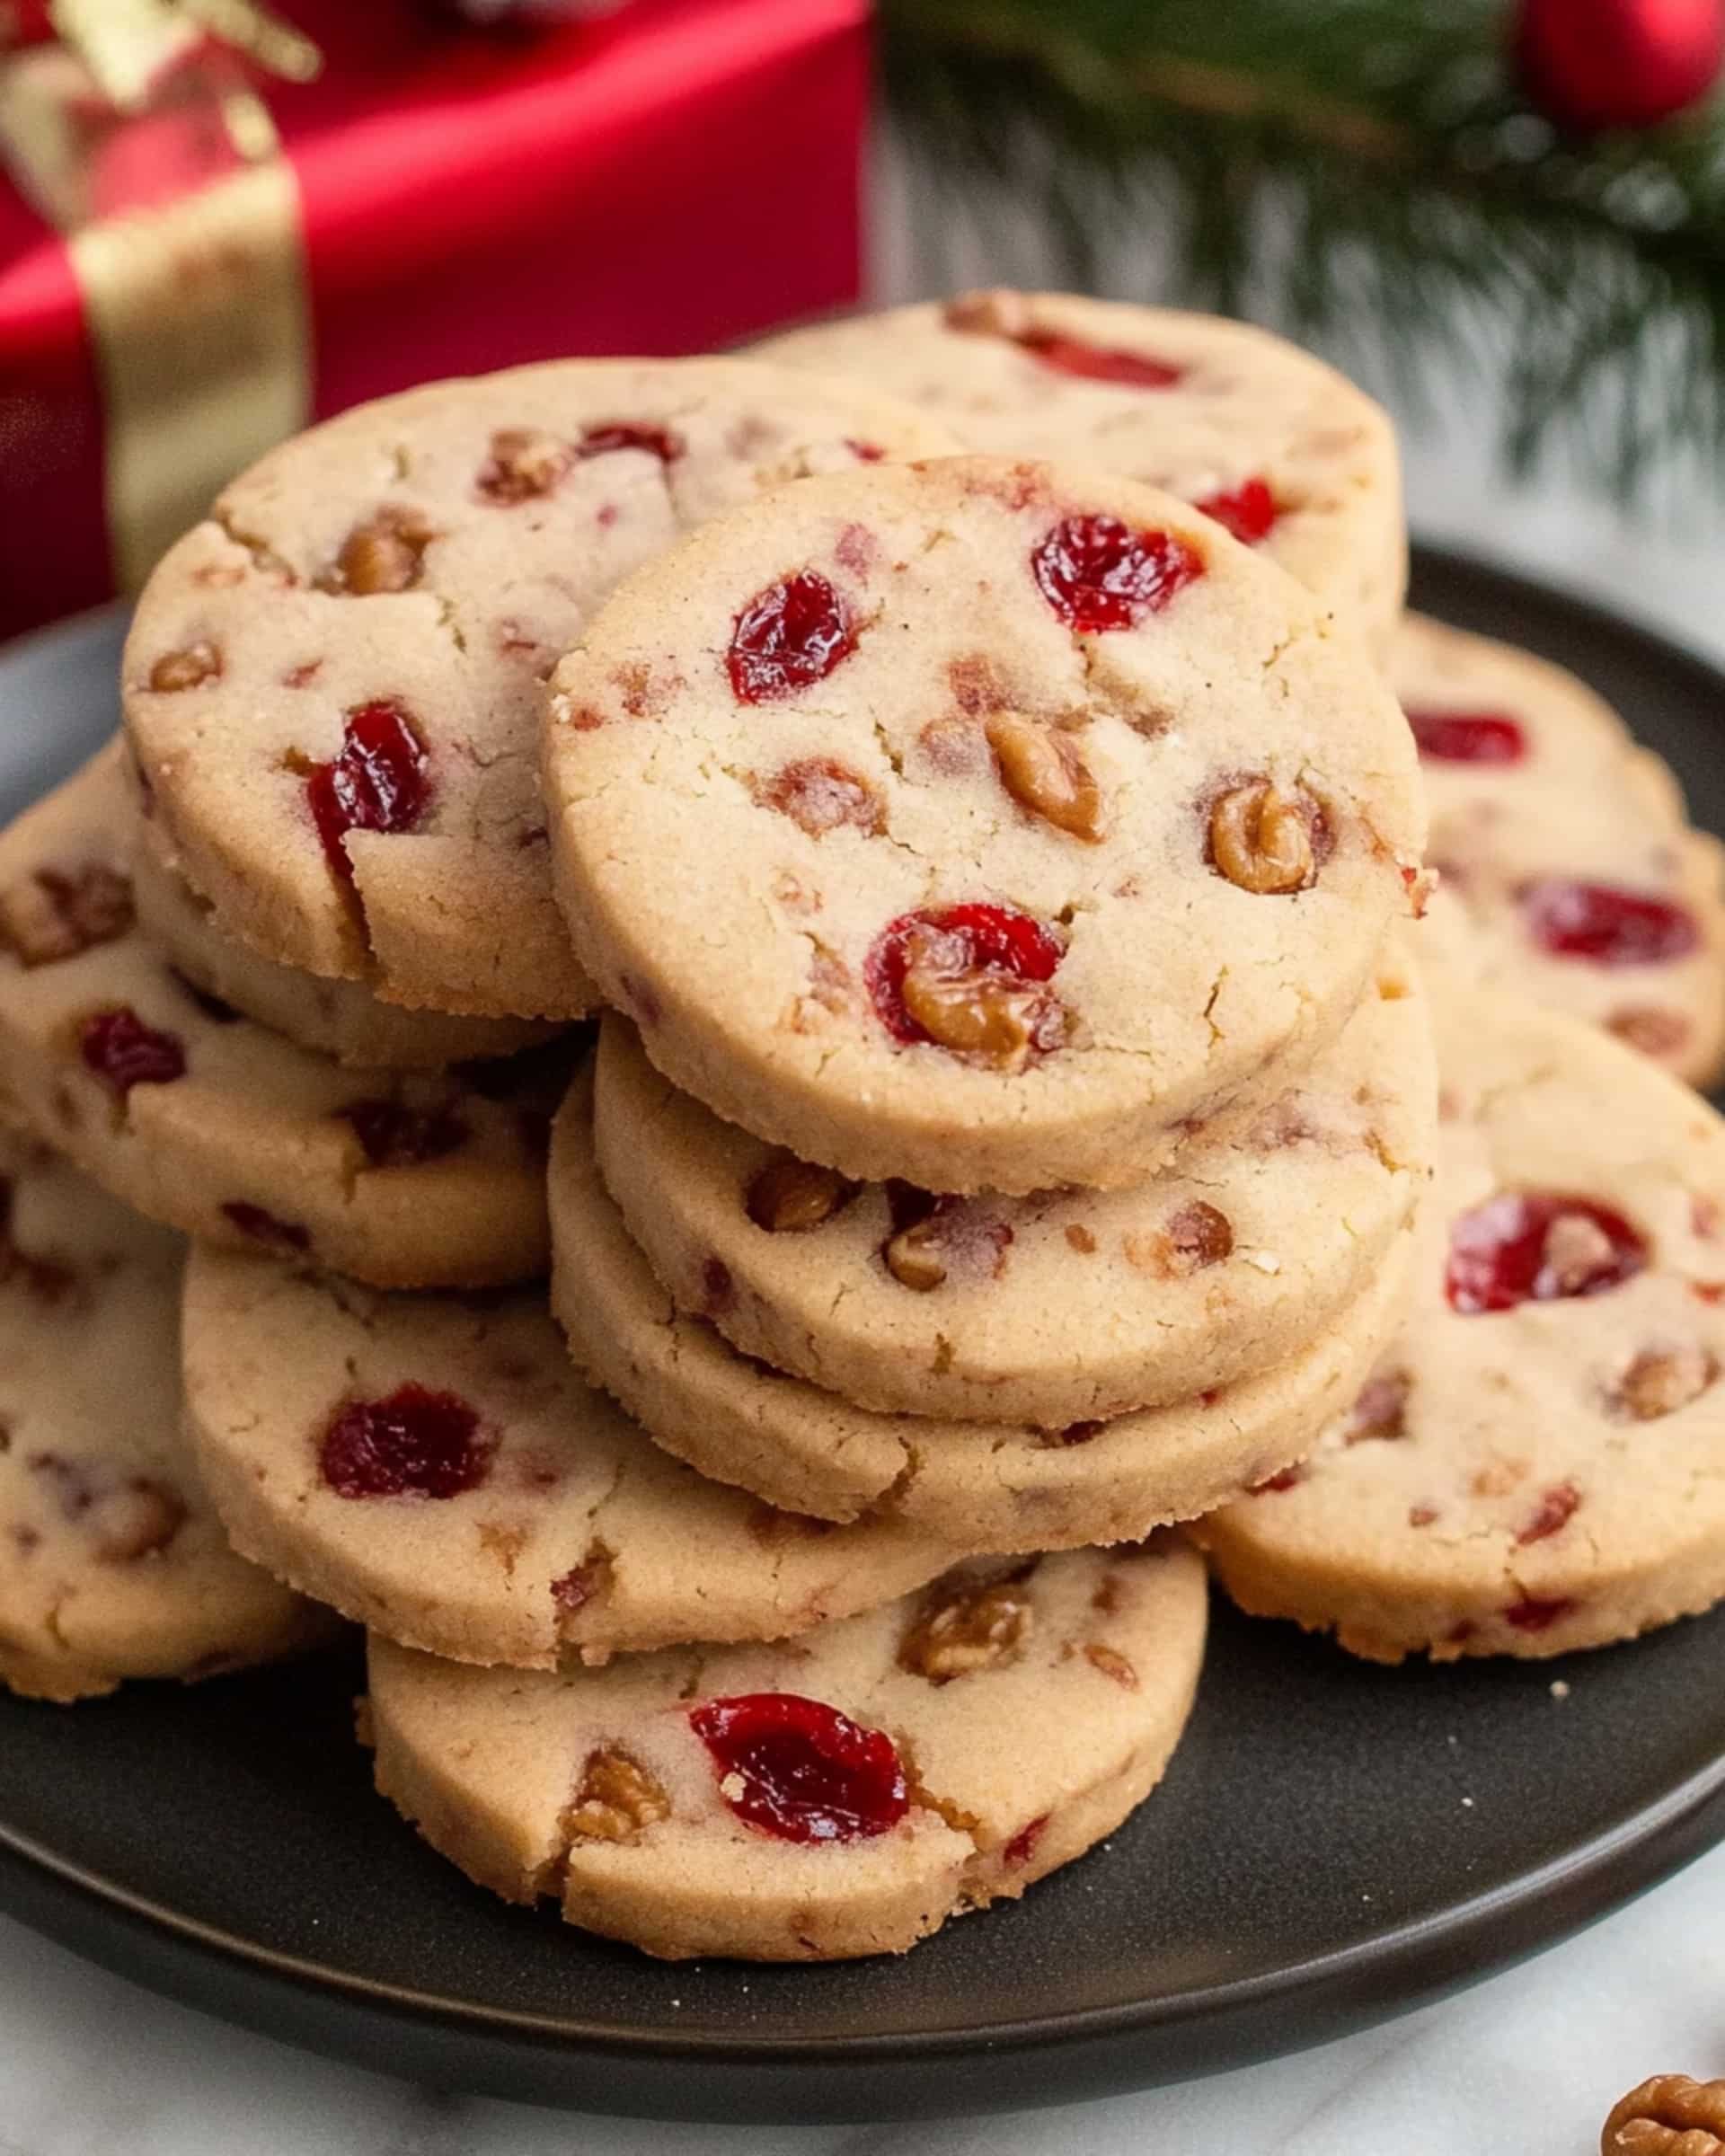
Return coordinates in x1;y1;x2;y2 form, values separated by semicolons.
1550;1678;1571;1699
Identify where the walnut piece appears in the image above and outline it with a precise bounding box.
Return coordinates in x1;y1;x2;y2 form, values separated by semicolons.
1163;1199;1233;1274
0;865;132;967
943;288;1032;338
884;1214;948;1292
90;1478;187;1563
563;1747;671;1842
1084;1642;1138;1690
321;506;436;596
477;426;573;504
148;642;221;693
985;711;1103;841
756;757;884;838
899;923;1062;1069
746;1154;854;1233
1208;779;1319;895
1602;2073;1725;2154
1612;1343;1717;1422
900;1577;1032;1682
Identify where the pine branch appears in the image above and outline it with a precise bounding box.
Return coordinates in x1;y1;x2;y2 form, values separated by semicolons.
880;0;1725;498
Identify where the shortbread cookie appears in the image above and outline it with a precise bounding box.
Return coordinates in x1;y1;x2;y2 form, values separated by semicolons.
1199;989;1725;1661
589;954;1433;1426
0;751;562;1287
367;1536;1207;1961
1394;614;1725;1087
0;1135;330;1701
122;360;959;1021
131;818;558;1069
551;1074;1414;1544
182;1247;959;1670
757;290;1405;657
545;456;1425;1192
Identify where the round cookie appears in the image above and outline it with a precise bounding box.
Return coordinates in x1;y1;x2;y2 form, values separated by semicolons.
1394;614;1725;1088
1199;987;1725;1662
550;1074;1416;1546
0;749;563;1288
588;950;1434;1427
544;455;1426;1193
182;1247;960;1669
131;817;560;1070
0;1135;331;1701
122;359;960;1021
756;289;1405;658
366;1535;1208;1961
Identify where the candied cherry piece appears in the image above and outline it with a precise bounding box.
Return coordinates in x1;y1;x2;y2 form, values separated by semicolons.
80;1007;186;1094
1405;708;1527;765
690;1692;908;1844
1503;1595;1577;1634
1019;331;1184;388
341;1098;468;1168
320;1383;490;1500
579;421;682;464
1519;879;1699;966
1031;514;1202;633
865;902;1066;1066
1446;1192;1646;1314
1193;477;1278;546
727;571;855;703
305;702;431;877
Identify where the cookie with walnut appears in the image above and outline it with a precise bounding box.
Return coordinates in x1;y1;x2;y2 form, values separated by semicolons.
365;1536;1207;1961
131;816;559;1070
1393;613;1725;1089
756;290;1405;659
121;359;958;1021
544;455;1425;1193
588;943;1434;1426
1198;986;1725;1662
551;1071;1414;1546
0;1135;331;1702
181;1246;959;1670
0;748;563;1288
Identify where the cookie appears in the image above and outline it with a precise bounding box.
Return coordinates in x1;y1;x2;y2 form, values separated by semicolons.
121;359;960;1021
589;947;1434;1425
544;455;1425;1193
366;1536;1207;1961
182;1245;960;1670
756;289;1405;658
0;1135;330;1701
131;816;559;1069
551;1072;1415;1546
1394;614;1725;1088
0;749;562;1288
1198;986;1725;1662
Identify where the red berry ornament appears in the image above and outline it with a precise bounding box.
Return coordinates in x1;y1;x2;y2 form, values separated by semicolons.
1517;0;1724;131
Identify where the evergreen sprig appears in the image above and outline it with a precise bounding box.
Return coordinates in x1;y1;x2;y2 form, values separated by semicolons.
880;0;1725;497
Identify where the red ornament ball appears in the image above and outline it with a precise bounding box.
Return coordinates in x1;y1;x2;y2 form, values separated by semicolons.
1517;0;1725;131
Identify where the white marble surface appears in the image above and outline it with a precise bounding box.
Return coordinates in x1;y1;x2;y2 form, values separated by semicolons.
7;161;1725;2156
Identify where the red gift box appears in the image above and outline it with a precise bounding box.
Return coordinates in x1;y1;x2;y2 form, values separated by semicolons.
0;0;869;641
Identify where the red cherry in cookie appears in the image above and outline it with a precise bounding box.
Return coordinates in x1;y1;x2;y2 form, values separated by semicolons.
305;702;431;877
320;1383;491;1499
1404;708;1528;764
866;902;1066;1068
79;1007;186;1094
690;1692;909;1844
1193;477;1278;547
1018;331;1184;388
1445;1192;1646;1314
1031;514;1203;633
1518;879;1700;965
579;422;682;464
727;570;856;703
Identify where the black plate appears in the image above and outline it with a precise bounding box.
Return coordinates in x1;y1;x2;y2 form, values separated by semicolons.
3;551;1725;2125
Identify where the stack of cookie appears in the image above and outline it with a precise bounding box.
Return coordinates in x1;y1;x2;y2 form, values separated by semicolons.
9;291;1725;1968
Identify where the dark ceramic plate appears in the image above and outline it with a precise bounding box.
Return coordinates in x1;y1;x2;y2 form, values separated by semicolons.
3;551;1725;2125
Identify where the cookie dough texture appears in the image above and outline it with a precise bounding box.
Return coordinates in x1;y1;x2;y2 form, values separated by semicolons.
121;359;960;1021
182;1246;960;1670
1200;987;1725;1661
550;1074;1416;1547
756;289;1406;658
1393;614;1725;1088
0;749;558;1287
544;456;1425;1193
366;1537;1208;1960
0;1136;329;1702
131;818;559;1069
589;949;1434;1427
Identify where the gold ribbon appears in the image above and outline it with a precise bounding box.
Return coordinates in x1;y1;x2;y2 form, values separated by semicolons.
0;1;314;592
